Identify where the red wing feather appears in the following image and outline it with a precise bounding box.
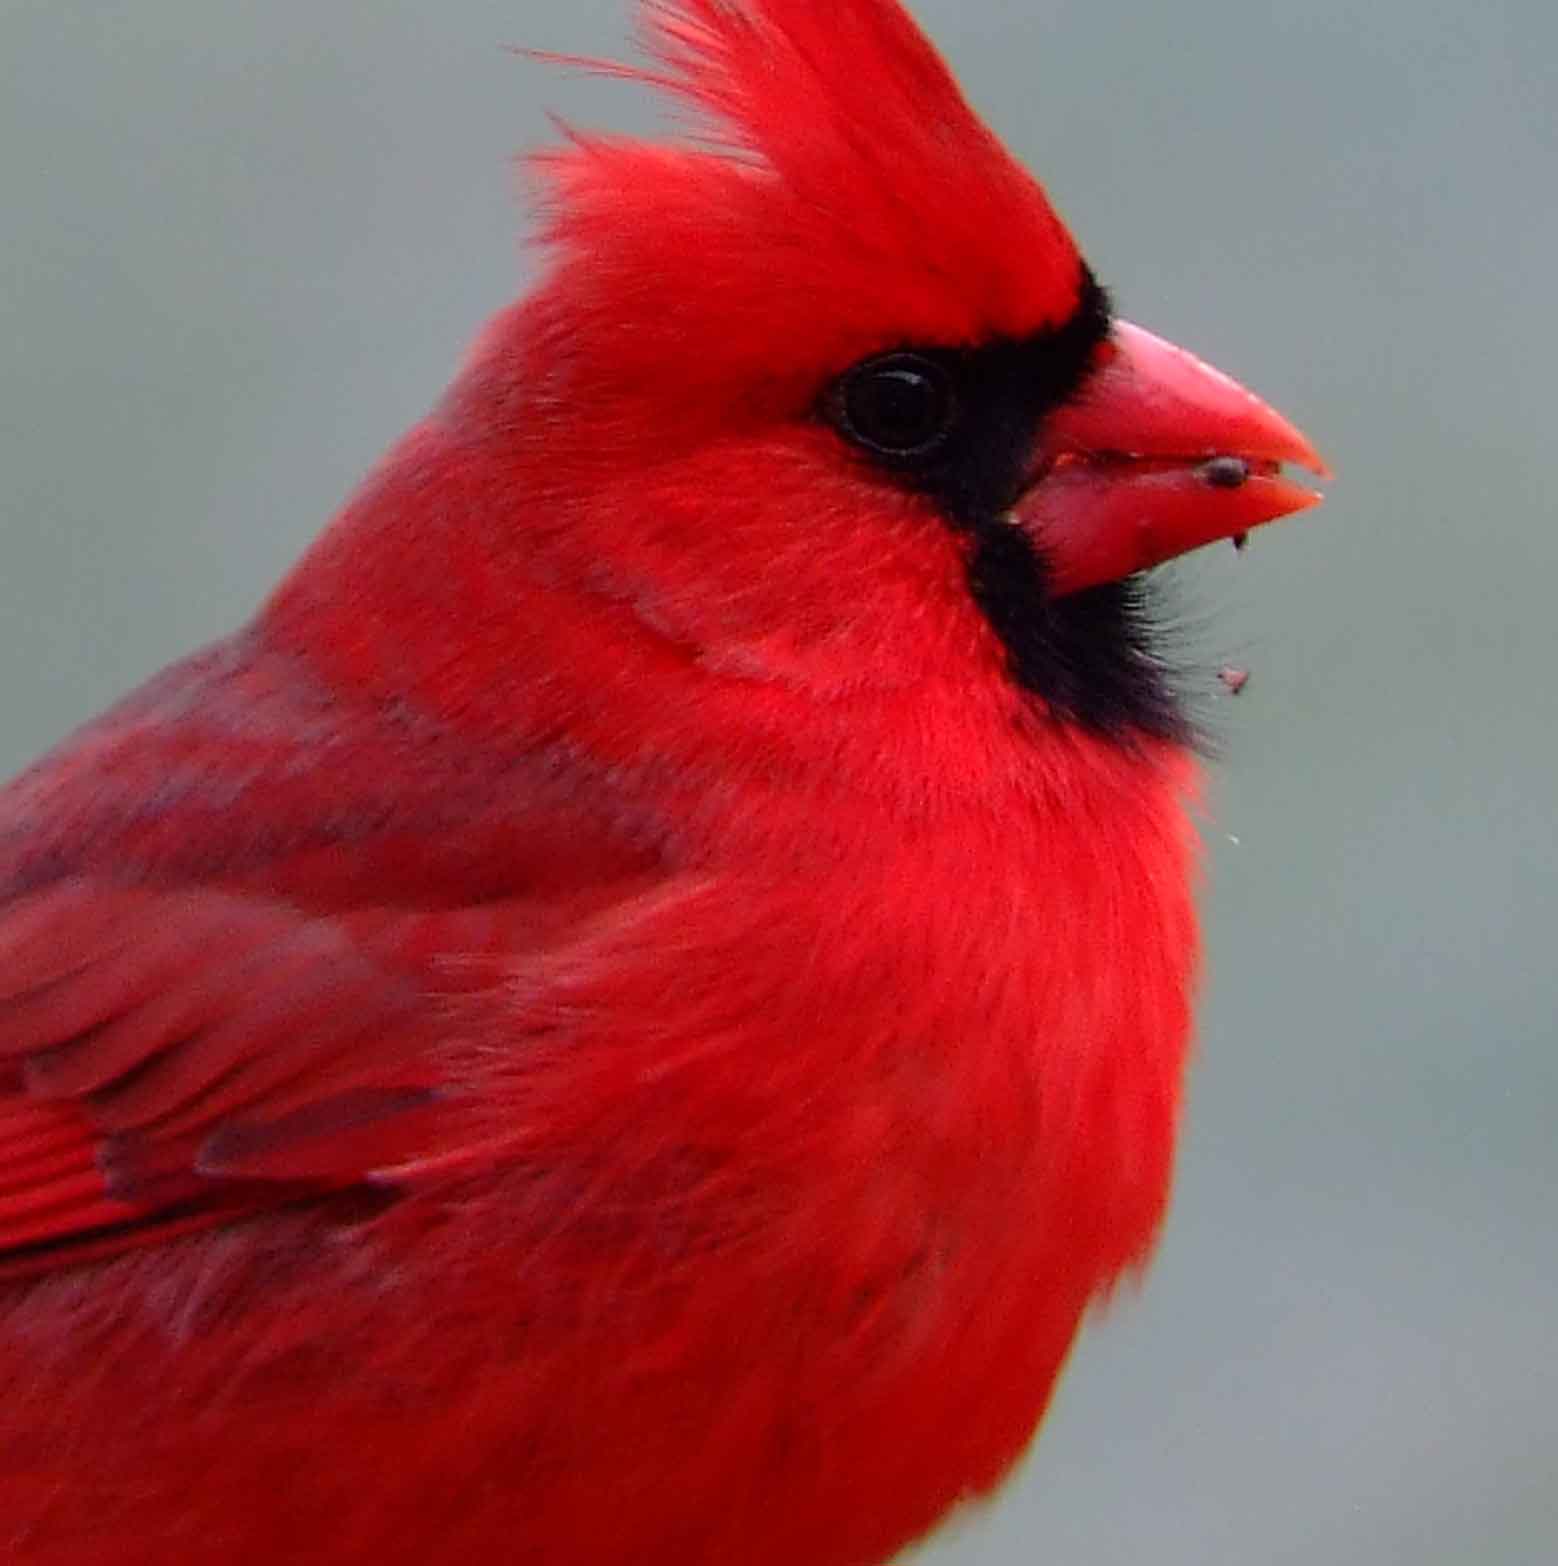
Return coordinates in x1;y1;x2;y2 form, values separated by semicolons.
0;631;663;1284
0;881;458;1275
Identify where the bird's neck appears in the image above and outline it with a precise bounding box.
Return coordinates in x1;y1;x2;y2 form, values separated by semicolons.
262;397;1202;1284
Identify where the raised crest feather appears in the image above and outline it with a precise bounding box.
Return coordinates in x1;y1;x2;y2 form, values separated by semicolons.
526;0;1088;358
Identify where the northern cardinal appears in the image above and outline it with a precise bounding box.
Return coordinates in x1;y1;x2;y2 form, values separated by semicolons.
0;3;1326;1562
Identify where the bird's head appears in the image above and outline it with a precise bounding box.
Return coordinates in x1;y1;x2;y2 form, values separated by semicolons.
434;0;1327;744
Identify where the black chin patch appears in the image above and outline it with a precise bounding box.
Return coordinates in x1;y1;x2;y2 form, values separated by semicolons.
965;526;1189;743
825;266;1189;744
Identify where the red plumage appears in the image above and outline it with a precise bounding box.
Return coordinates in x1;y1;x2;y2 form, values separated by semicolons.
0;3;1323;1561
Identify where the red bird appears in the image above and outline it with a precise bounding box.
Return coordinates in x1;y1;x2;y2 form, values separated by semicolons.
0;3;1326;1562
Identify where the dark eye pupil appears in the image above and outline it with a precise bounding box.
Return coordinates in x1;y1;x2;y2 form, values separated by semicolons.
837;354;952;457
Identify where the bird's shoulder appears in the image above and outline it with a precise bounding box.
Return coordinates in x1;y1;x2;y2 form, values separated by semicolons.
0;629;662;1280
0;628;655;905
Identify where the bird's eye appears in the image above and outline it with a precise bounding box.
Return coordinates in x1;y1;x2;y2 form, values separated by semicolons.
832;353;955;459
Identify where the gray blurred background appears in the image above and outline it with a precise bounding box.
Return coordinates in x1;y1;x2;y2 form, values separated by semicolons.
2;2;1554;1561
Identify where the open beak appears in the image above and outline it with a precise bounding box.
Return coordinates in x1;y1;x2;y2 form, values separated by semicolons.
1014;320;1330;595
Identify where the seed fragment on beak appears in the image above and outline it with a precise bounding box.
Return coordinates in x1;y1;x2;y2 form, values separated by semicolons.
1198;456;1251;490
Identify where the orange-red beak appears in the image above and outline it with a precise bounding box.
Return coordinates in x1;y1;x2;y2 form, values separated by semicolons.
1015;321;1330;595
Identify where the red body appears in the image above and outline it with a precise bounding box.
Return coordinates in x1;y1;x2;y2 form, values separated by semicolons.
0;597;1196;1563
0;3;1323;1561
